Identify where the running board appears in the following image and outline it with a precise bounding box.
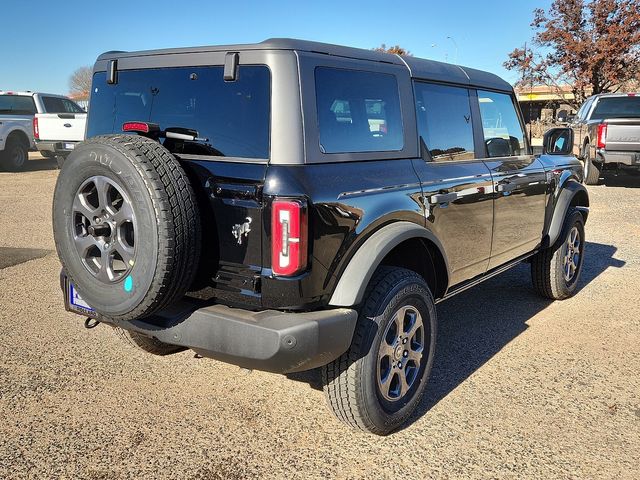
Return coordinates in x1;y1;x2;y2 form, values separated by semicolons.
436;251;537;304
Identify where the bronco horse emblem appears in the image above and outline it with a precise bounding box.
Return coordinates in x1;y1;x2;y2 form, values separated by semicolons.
232;217;252;245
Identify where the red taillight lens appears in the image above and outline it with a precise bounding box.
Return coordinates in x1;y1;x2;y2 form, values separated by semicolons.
271;199;308;276
33;117;39;139
597;123;607;149
122;121;151;132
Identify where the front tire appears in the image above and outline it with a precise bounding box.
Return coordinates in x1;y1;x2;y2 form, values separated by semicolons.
531;209;585;300
322;267;437;435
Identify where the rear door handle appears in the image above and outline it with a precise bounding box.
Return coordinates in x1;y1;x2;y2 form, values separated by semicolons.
429;192;458;204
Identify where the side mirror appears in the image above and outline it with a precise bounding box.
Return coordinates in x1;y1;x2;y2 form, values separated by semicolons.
543;127;574;155
566;114;576;123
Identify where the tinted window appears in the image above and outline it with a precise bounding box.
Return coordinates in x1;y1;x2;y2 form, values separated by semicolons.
88;66;271;159
42;96;85;113
591;96;640;120
478;90;526;157
0;95;36;115
414;82;474;161
315;67;403;153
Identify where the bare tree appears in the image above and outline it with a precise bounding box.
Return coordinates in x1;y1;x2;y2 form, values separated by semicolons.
504;0;640;110
373;44;413;56
68;66;93;99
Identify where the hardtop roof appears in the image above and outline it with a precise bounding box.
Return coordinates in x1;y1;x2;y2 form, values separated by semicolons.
96;38;512;92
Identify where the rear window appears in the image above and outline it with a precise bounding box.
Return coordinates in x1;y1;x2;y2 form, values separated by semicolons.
591;96;640;120
315;67;403;154
42;96;85;113
0;95;36;115
87;66;271;159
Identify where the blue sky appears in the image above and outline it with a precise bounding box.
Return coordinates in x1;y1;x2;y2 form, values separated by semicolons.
1;0;551;94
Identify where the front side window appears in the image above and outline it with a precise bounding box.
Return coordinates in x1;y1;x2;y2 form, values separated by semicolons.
414;82;475;161
87;65;271;159
315;67;403;153
478;90;526;157
0;95;36;115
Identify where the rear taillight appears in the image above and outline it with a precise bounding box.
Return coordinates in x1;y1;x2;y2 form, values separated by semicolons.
271;199;308;276
597;123;607;149
33;117;39;140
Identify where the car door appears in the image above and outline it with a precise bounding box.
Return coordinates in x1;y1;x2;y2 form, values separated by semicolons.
474;89;547;270
411;82;494;287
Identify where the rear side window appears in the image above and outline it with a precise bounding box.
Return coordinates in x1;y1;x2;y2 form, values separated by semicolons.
0;95;36;115
88;66;271;159
42;96;85;113
315;67;403;153
591;96;640;119
414;82;475;161
477;90;526;157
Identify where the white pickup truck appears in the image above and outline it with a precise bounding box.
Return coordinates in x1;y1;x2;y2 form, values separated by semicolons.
0;91;86;170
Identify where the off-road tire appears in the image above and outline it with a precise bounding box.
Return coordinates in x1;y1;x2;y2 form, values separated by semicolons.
583;144;601;185
531;208;585;300
115;327;184;356
322;266;437;435
53;135;201;321
1;136;28;171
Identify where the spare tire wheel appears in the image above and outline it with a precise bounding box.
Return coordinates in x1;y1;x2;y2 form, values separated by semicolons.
53;135;201;321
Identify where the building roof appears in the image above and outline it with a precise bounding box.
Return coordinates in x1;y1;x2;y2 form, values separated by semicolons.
97;38;513;92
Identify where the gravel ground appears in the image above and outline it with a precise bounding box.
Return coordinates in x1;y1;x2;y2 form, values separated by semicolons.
0;155;638;479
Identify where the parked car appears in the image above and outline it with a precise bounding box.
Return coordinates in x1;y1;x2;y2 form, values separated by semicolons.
52;39;589;435
570;93;640;184
34;95;87;167
0;91;86;170
0;91;36;170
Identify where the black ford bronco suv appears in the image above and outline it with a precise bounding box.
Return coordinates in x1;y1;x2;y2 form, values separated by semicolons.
53;39;589;435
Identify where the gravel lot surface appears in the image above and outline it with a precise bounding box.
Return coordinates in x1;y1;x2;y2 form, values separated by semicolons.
0;155;638;479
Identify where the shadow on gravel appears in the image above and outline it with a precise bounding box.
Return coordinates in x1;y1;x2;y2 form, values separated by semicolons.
288;242;625;431
0;247;52;269
599;172;640;188
0;156;59;173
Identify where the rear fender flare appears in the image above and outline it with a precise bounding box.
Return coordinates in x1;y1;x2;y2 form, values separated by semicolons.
328;221;448;307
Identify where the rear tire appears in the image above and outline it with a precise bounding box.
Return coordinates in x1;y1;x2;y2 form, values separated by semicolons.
1;136;28;171
583;144;601;185
115;328;184;356
531;209;585;300
322;267;437;435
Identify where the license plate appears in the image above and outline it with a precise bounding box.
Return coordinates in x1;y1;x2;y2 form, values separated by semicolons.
65;281;98;318
64;143;75;150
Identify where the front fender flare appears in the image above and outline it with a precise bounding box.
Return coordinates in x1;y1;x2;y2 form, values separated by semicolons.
546;180;589;247
328;221;448;307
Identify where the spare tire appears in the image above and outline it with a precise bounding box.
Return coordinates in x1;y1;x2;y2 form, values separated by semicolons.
53;135;200;321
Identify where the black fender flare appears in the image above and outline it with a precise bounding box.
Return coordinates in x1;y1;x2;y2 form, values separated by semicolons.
328;221;449;307
546;180;589;247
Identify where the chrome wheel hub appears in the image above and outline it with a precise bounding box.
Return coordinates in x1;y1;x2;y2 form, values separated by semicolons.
377;305;425;402
563;226;581;282
71;176;136;283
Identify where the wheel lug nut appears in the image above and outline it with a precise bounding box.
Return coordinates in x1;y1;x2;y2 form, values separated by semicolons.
398;362;402;368
403;351;408;357
402;338;407;344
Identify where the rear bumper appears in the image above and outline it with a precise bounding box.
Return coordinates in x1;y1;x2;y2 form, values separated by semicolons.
35;140;79;156
62;272;358;374
597;149;640;166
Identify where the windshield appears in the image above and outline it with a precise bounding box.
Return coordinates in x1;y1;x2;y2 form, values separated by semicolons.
42;96;85;113
591;96;640;120
87;66;271;159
